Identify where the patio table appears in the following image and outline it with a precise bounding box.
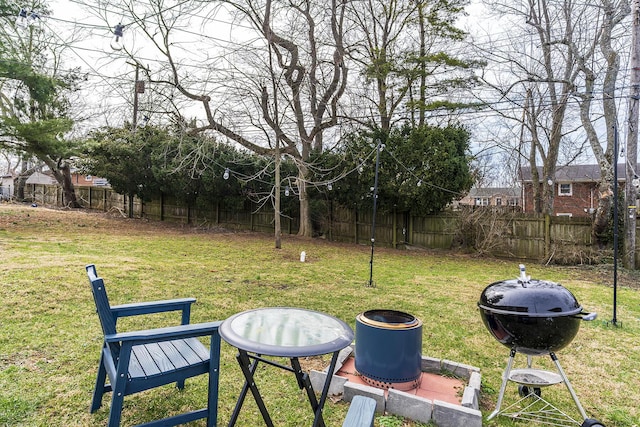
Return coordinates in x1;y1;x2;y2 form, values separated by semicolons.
219;307;354;427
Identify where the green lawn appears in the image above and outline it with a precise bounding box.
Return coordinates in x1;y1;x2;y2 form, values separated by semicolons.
1;205;639;427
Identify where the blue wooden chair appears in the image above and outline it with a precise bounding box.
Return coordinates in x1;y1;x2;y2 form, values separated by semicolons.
86;264;222;427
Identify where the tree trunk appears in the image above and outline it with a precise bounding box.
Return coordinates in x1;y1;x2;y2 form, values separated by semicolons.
624;0;639;269
297;166;313;237
594;181;614;247
42;158;80;208
59;164;80;208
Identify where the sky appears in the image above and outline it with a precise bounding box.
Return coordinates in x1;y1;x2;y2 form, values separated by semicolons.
9;0;635;185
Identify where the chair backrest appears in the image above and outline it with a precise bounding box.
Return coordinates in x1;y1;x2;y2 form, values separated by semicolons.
86;264;117;337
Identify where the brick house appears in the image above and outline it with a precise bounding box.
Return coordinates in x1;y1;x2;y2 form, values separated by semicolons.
457;187;522;209
520;164;638;217
70;173;109;186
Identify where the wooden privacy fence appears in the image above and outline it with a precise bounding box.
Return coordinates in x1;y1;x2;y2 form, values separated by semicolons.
25;184;640;264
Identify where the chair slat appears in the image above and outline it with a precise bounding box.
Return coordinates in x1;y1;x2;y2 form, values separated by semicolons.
157;341;189;370
179;338;210;364
145;342;175;374
131;344;162;377
127;348;147;378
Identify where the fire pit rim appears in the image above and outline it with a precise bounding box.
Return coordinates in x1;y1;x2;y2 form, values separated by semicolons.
356;309;422;329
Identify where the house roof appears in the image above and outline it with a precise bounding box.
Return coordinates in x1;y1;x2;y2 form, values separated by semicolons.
520;164;640;183
25;171;56;185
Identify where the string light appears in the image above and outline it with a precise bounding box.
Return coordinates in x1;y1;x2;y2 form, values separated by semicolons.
223;168;230;180
111;23;125;51
285;186;290;196
27;11;38;26
15;8;28;27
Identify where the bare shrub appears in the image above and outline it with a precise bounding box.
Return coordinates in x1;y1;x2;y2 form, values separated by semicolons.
448;207;518;256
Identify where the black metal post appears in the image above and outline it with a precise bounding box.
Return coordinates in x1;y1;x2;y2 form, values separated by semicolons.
368;140;382;287
612;125;619;326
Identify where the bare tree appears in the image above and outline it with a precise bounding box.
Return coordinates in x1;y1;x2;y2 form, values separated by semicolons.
478;0;630;249
624;0;640;268
477;0;589;218
567;0;630;243
92;0;348;238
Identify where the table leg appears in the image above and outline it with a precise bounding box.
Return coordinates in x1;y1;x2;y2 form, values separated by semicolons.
228;351;274;427
312;351;340;427
291;358;325;427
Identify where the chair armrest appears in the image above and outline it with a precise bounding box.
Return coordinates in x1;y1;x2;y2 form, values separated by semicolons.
110;298;196;318
104;321;222;345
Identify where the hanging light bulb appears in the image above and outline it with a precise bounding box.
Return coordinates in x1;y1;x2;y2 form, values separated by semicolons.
16;8;28;27
417;180;422;187
223;168;230;180
327;183;332;191
111;23;125;50
285;186;290;196
26;11;38;26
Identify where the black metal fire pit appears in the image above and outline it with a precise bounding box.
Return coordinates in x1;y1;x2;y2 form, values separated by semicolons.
479;265;603;427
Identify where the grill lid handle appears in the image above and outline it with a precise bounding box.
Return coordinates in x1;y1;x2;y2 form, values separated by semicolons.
518;264;531;287
577;312;598;321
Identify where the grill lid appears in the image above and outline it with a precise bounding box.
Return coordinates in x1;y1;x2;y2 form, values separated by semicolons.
478;265;582;317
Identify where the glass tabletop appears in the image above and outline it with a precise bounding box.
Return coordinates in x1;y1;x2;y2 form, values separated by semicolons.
219;307;354;357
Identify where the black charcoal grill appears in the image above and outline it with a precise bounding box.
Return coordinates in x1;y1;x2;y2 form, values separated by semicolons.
478;265;604;427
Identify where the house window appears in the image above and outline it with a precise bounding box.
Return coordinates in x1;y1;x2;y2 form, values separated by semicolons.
557;213;573;217
475;197;488;206
496;198;502;206
558;183;572;196
508;198;518;206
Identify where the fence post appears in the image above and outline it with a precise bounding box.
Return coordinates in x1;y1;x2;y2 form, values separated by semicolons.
250;202;254;231
392;207;397;248
544;214;551;259
354;206;358;244
408;213;414;246
328;199;333;241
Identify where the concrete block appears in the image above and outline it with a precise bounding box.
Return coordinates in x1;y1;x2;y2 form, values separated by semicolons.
441;360;480;380
421;356;442;373
468;371;481;391
467;371;482;408
343;382;385;413
310;370;347;396
461;386;477;409
331;346;354;375
432;399;482;427
386;388;433;424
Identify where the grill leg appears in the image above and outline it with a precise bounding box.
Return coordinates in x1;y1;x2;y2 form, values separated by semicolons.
487;348;517;420
549;352;589;421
